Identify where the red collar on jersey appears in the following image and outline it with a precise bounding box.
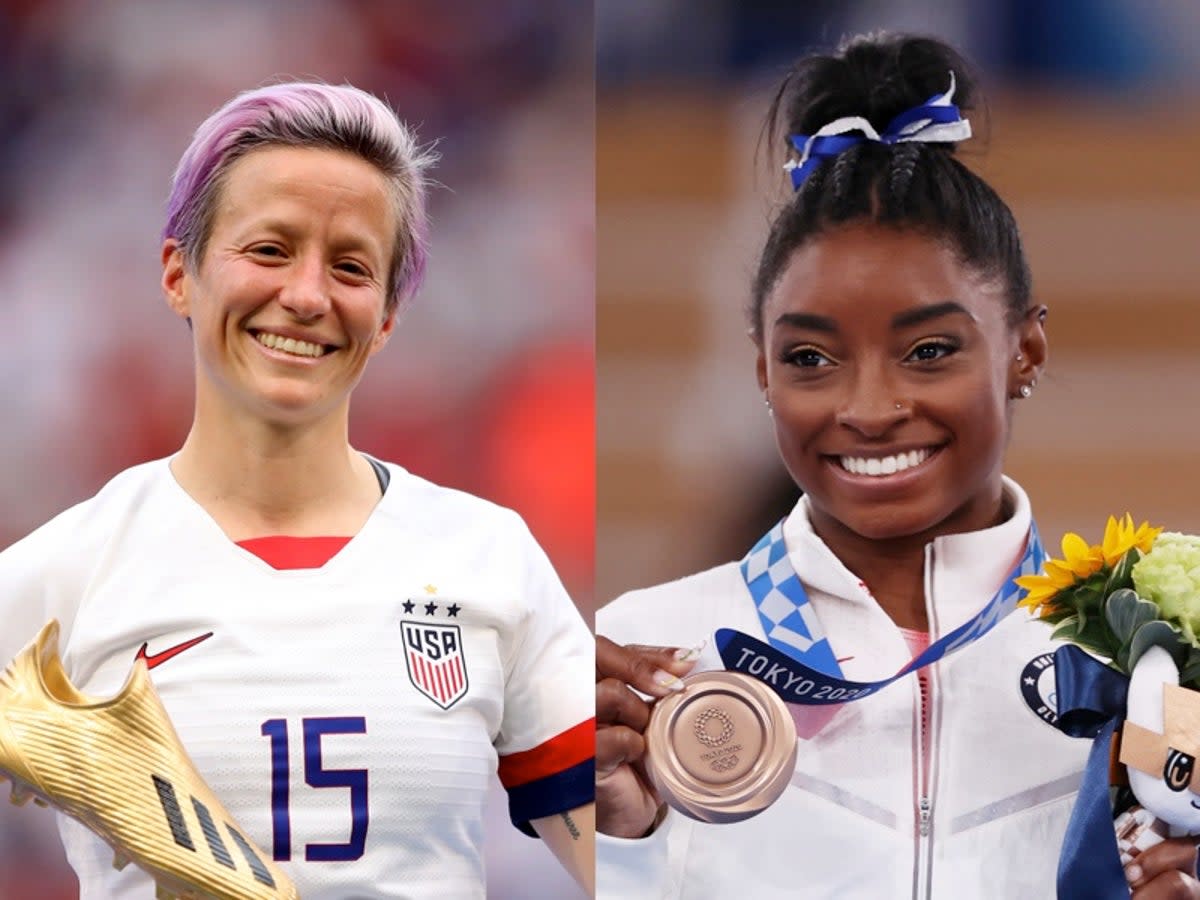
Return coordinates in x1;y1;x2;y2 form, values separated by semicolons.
236;536;352;570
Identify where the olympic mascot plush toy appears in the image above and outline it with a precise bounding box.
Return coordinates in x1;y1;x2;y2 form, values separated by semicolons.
1114;644;1200;861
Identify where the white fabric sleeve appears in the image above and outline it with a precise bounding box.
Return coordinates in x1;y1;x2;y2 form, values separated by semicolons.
495;513;593;754
0;504;89;669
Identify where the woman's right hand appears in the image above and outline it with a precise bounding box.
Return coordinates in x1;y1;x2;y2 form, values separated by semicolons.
595;635;700;838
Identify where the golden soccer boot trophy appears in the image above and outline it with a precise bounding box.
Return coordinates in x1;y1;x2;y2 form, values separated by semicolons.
0;620;298;900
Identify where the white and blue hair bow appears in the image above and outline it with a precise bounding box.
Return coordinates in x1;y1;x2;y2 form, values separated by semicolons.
784;72;972;190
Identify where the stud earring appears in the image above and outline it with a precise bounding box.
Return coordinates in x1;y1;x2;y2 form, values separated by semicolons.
1015;353;1023;362
895;402;903;410
1019;384;1032;398
764;395;774;417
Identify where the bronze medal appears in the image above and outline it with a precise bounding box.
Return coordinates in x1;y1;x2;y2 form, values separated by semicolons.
644;670;797;823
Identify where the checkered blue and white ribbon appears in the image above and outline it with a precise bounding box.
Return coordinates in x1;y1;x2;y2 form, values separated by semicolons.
716;520;1045;706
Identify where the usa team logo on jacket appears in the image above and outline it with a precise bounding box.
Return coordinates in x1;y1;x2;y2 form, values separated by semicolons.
1020;652;1058;727
402;621;469;709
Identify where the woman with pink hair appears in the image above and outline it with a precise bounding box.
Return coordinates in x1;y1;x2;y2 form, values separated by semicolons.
0;80;594;899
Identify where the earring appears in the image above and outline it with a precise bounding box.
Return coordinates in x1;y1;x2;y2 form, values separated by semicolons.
764;395;774;417
895;402;903;410
1019;384;1032;398
1015;353;1023;362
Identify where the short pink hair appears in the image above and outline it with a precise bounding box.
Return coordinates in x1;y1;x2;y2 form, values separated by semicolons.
164;81;435;313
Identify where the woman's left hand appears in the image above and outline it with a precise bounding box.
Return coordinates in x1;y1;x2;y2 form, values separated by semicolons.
1128;837;1200;899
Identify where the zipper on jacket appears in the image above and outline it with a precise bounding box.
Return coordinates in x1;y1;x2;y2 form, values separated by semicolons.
911;674;935;899
912;545;941;900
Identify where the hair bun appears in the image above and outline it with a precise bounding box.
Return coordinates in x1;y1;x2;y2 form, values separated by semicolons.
770;33;981;154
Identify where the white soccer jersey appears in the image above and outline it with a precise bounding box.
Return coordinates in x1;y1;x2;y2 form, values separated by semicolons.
0;458;594;899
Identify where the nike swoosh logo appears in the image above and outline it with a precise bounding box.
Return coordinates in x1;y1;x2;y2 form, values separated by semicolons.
135;632;214;670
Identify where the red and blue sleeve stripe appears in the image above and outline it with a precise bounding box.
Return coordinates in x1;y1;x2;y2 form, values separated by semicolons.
498;718;594;835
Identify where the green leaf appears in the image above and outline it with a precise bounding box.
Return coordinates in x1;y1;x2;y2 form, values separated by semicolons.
1057;615;1120;661
1072;584;1108;618
1180;660;1200;686
1104;588;1159;644
1116;640;1132;673
1127;620;1187;673
1074;635;1119;660
1039;608;1076;627
1106;549;1141;594
1186;647;1200;671
1179;648;1200;687
1052;589;1083;618
1051;617;1080;642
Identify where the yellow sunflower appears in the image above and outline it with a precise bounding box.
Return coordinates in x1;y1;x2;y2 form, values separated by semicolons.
1016;530;1103;613
1016;515;1163;616
1100;513;1160;567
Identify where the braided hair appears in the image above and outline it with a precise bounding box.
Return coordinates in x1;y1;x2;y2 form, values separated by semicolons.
749;33;1032;341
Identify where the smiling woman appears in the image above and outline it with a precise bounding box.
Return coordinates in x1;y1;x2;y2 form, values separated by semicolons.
0;81;594;900
164;146;401;475
594;33;1196;900
759;225;1035;629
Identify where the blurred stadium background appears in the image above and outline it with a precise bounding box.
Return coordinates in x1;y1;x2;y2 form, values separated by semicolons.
597;0;1200;604
0;0;590;897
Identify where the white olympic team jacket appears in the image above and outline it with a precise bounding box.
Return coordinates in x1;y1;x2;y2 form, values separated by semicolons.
597;478;1089;899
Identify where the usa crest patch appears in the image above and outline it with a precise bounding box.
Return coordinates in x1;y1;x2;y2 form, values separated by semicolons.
1020;652;1058;727
402;621;469;709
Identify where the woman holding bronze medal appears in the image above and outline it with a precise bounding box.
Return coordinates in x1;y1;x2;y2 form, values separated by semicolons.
595;33;1200;899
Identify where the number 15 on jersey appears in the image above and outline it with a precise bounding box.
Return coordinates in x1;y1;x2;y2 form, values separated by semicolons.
261;716;369;862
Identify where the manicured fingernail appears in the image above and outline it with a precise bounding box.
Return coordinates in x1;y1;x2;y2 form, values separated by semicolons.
653;669;685;691
674;641;706;662
1125;863;1142;885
